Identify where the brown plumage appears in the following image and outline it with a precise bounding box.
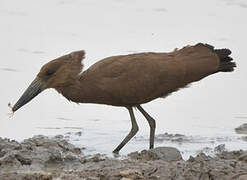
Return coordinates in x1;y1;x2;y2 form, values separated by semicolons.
12;43;236;153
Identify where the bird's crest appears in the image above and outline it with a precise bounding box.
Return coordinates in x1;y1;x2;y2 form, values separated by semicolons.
69;50;85;76
70;50;85;63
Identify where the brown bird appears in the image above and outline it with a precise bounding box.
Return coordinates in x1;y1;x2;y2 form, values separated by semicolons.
12;43;236;153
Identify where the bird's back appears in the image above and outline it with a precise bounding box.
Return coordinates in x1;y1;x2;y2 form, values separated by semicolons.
80;43;234;106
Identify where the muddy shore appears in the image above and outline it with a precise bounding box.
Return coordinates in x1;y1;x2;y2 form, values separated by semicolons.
0;135;247;180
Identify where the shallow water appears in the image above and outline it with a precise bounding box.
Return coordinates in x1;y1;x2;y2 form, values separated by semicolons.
0;0;247;159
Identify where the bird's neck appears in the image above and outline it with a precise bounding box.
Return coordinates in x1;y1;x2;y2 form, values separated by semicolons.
54;74;80;102
55;73;97;104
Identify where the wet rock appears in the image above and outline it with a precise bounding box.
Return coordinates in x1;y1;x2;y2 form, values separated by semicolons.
0;154;21;168
151;147;183;161
238;152;247;161
54;134;64;139
86;177;100;180
187;155;195;162
193;152;212;162
0;150;6;158
14;154;32;165
0;137;21;151
238;175;247;180
120;178;133;180
241;136;247;142
154;133;187;143
64;152;78;161
0;135;85;173
120;169;143;179
1;135;247;179
0;172;53;180
129;146;182;161
216;150;244;160
86;154;106;163
235;123;247;134
75;131;82;136
199;146;213;154
214;144;226;153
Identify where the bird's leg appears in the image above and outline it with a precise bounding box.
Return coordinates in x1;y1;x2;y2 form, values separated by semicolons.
113;106;139;154
136;105;156;149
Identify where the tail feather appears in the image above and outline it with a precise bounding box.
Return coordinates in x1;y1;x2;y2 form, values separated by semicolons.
204;43;236;72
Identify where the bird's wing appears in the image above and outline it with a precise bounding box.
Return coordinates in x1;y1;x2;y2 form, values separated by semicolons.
83;44;219;105
84;53;184;105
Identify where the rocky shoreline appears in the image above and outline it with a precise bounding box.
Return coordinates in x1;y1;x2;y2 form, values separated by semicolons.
0;135;247;180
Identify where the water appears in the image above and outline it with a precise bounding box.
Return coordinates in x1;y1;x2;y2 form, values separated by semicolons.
0;0;247;159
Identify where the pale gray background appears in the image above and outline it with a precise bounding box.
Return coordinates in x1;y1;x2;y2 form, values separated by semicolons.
0;0;246;158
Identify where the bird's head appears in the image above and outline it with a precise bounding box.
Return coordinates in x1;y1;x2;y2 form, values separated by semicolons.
11;50;85;112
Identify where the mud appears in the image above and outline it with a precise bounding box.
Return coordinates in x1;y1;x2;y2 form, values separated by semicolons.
0;135;247;180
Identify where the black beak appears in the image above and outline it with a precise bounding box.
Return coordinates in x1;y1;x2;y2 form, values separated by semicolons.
12;77;45;112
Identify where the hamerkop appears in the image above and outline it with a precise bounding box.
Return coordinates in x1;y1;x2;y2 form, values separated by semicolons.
12;43;236;153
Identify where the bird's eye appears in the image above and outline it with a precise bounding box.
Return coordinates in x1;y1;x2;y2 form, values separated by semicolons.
45;69;54;76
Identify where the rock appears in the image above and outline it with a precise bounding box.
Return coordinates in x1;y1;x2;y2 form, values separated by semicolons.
120;169;143;179
120;178;133;180
217;150;244;160
235;123;247;134
0;150;6;158
0;135;86;173
200;146;213;154
130;149;159;161
129;147;182;162
54;134;64;139
214;144;226;153
75;131;82;136
87;177;100;180
194;152;212;162
242;136;247;142
0;172;53;180
0;138;21;151
86;154;105;163
0;154;21;168
238;175;247;180
154;133;186;143
14;154;32;165
151;147;183;161
239;152;247;161
1;135;247;179
187;156;195;162
64;152;78;161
